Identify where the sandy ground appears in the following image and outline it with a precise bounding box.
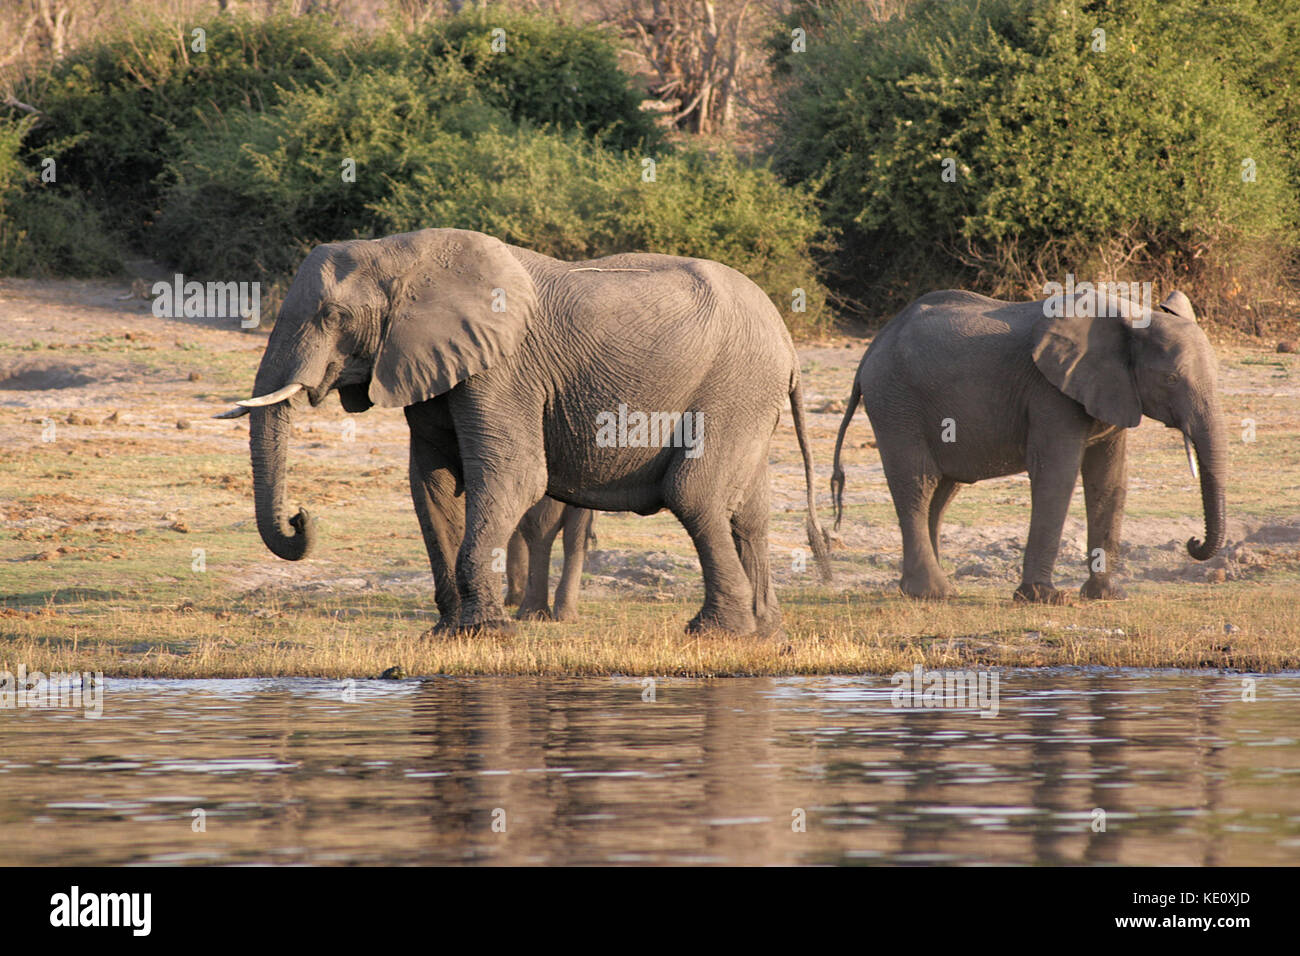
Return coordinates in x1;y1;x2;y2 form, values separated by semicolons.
2;275;1299;615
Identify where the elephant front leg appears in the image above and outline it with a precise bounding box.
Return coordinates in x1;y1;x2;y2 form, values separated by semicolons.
409;435;465;632
1015;440;1084;605
456;469;546;633
1080;431;1128;599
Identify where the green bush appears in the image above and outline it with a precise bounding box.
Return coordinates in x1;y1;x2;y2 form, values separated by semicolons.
154;62;828;335
152;64;504;280
0;116;120;276
6;9;658;249
391;13;662;153
773;0;1298;327
5;9;824;334
376;131;829;334
10;14;353;243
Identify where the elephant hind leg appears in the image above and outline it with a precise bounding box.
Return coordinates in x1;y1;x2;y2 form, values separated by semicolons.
552;507;593;622
517;525;561;621
928;477;960;564
730;467;781;636
879;443;955;600
678;510;757;635
514;497;564;621
665;466;758;636
456;464;547;633
504;529;527;605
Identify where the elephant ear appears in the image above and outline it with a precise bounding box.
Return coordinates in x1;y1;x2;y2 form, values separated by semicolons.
369;230;538;408
1159;289;1196;321
1030;303;1142;428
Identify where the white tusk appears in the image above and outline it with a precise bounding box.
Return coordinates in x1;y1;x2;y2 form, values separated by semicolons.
1183;433;1199;480
236;383;304;407
213;406;250;419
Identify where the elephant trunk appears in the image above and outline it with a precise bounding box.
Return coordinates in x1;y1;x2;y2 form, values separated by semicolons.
250;400;316;561
1185;412;1227;562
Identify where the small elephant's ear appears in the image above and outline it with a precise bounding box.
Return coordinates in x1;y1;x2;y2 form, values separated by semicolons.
1159;290;1196;321
369;230;538;408
1030;308;1142;429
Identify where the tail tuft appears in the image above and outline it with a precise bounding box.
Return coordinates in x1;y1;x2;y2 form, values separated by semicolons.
806;514;832;583
829;379;861;536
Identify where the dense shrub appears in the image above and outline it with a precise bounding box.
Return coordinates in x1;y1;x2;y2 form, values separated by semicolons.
376;131;829;334
9;14;353;243
152;64;503;280
5;9;660;250
0;115;120;276
2;9;821;332
391;13;662;153
773;0;1299;328
154;62;828;335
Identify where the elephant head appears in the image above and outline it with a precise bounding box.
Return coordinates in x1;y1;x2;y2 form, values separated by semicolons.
215;229;539;560
1031;289;1226;561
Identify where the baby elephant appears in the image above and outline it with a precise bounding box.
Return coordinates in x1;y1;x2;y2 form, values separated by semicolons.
505;497;596;621
832;288;1227;603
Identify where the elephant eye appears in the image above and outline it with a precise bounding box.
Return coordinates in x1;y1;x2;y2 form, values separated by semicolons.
1164;372;1179;385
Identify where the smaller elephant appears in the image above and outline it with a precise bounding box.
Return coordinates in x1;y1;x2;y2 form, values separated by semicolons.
505;497;596;621
831;287;1226;603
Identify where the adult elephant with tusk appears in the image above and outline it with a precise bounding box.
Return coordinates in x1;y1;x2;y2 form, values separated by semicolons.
218;228;830;635
830;287;1227;603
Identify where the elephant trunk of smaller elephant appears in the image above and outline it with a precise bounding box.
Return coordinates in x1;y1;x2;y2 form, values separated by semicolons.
1186;413;1226;562
250;402;316;561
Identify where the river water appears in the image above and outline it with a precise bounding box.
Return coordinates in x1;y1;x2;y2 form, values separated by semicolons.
1;671;1297;865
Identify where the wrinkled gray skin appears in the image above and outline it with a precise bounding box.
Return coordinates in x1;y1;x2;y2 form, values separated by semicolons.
831;289;1227;603
505;497;596;621
233;228;829;635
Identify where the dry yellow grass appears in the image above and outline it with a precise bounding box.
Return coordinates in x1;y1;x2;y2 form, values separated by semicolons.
2;583;1295;677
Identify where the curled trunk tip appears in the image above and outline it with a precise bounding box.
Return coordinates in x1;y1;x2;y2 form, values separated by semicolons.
250;403;318;561
1185;422;1225;562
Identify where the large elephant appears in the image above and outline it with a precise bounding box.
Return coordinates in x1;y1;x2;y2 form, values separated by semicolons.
830;288;1226;603
505;497;596;622
217;228;829;635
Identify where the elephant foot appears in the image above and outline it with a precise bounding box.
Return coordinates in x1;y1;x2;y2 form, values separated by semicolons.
552;604;579;623
420;613;460;639
514;603;553;622
1080;576;1126;600
1014;583;1071;605
753;605;784;638
686;606;758;637
454;614;518;636
899;573;955;601
504;589;524;607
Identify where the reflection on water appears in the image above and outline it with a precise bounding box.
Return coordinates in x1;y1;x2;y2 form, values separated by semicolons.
1;672;1298;865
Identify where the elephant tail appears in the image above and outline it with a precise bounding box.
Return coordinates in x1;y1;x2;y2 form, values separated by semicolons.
830;379;861;532
790;379;832;583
